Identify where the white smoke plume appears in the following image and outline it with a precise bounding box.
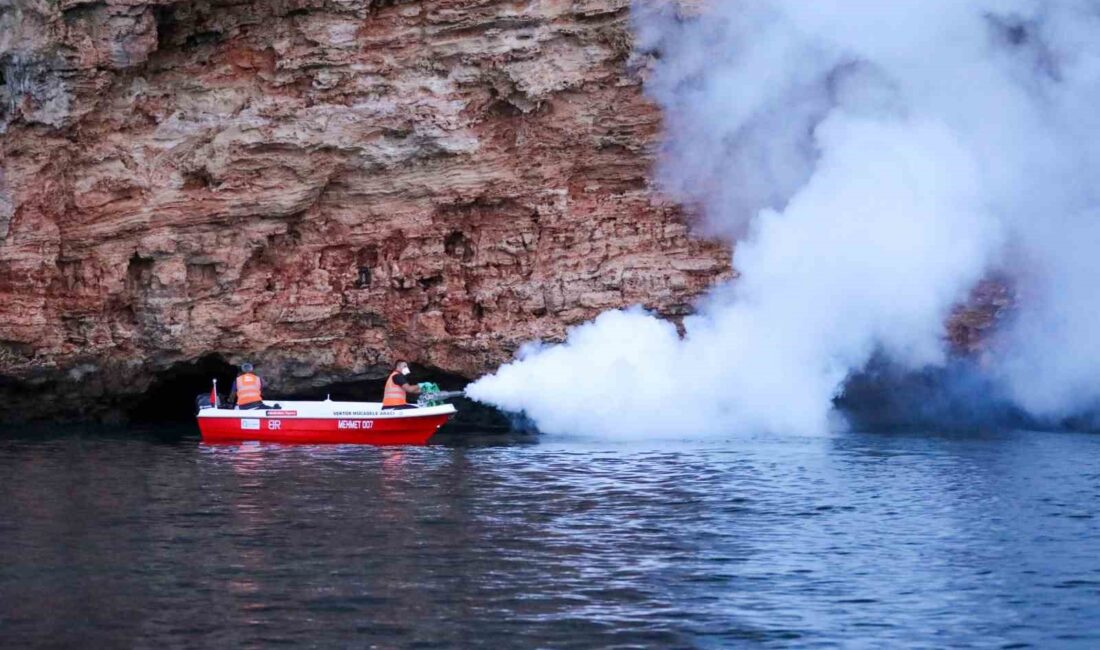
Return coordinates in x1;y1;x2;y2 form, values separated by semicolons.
467;0;1100;436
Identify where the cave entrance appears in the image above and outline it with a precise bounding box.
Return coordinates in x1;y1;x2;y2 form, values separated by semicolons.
128;355;238;424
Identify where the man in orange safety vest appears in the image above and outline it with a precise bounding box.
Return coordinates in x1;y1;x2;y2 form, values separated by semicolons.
229;362;269;410
382;360;421;410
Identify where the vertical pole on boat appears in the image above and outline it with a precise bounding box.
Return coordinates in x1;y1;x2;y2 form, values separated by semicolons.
211;378;218;409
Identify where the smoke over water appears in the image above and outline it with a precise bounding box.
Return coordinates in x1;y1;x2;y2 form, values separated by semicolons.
467;0;1100;436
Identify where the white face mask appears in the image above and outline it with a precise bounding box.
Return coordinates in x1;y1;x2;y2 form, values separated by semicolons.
401;366;410;376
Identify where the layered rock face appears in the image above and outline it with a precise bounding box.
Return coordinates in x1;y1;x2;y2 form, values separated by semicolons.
0;0;732;419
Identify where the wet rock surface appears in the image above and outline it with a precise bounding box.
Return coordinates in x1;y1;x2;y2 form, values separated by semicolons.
0;0;732;420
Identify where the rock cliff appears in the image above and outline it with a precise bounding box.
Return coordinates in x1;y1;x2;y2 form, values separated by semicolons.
0;0;732;420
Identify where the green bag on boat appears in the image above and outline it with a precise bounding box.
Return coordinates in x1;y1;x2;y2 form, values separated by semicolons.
417;382;442;406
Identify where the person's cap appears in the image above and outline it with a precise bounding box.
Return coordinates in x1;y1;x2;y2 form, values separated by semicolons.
241;362;254;372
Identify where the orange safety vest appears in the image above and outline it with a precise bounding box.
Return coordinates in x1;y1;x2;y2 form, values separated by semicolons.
382;371;407;407
236;373;263;405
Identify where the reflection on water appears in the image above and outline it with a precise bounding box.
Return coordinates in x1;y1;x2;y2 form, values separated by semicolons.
0;427;1098;647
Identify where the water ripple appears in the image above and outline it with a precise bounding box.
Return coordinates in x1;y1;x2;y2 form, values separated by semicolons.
0;429;1098;647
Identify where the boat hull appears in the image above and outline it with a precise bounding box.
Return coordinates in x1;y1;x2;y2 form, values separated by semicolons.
197;402;455;445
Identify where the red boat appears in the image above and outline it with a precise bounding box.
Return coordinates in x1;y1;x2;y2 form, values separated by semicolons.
197;399;456;445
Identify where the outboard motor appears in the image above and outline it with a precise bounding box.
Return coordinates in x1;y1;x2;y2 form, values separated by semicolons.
196;393;214;412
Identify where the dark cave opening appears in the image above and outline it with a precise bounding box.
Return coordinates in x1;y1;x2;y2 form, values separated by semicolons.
128;355;238;424
835;359;1054;432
